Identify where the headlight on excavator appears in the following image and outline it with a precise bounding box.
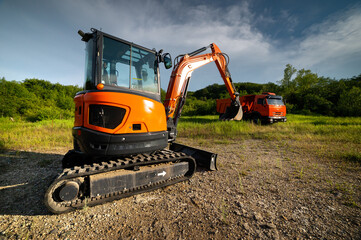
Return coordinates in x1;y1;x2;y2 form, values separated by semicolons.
89;104;126;129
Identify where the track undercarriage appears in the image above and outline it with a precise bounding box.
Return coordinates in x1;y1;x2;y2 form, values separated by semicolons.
45;144;215;214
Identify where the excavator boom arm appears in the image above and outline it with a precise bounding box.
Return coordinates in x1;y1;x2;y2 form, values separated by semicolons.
211;44;239;102
164;43;242;131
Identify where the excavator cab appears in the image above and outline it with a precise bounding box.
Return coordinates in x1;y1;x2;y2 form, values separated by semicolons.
72;29;172;158
81;28;168;99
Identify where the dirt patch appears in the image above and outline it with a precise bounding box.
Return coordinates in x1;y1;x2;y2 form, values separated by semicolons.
0;139;360;239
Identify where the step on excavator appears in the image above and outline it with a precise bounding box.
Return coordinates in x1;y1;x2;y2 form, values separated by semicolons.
44;28;242;213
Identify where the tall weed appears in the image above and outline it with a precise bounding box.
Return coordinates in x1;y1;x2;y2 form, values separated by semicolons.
1;114;360;162
178;114;361;163
0;118;73;152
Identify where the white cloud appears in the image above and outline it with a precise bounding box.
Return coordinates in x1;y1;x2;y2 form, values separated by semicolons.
289;6;361;76
53;0;274;88
280;10;298;33
54;0;270;57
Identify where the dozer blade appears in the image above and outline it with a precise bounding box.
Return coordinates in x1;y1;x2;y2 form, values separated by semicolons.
170;143;217;171
219;102;243;121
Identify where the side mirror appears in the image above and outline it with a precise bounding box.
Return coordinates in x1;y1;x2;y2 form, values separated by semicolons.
77;30;93;42
163;53;172;69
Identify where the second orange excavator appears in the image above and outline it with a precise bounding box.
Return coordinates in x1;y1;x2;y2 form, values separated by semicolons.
44;28;242;213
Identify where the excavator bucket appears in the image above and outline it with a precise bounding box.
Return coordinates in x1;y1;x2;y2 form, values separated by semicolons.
219;101;243;121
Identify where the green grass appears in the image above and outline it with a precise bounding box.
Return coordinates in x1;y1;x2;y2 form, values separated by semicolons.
219;199;229;225
177;114;361;163
177;115;253;139
178;114;361;142
0;118;73;152
329;181;360;208
0;114;360;163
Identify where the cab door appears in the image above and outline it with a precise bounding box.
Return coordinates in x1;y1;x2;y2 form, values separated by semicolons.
254;96;267;116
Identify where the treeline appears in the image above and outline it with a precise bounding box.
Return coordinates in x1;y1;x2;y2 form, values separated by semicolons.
278;64;361;116
2;64;360;122
181;64;361;117
0;78;82;121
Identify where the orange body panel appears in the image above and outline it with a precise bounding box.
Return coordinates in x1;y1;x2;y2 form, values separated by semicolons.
74;94;84;127
216;98;232;114
78;91;167;134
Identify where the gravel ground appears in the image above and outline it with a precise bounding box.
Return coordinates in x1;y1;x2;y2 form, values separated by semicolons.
0;138;360;239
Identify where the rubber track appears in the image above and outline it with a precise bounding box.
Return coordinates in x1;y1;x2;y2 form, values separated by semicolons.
45;150;196;213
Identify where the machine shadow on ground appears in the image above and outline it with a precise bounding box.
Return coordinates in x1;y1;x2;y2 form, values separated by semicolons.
0;150;63;216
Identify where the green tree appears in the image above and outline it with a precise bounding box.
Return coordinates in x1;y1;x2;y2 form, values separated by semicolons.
279;64;296;89
337;86;361;116
161;88;166;103
294;69;319;92
303;94;333;115
0;77;81;121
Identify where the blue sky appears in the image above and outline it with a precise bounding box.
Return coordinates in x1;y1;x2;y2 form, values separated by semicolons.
0;0;360;91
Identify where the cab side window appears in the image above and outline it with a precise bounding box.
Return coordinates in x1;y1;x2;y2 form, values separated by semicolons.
257;98;264;105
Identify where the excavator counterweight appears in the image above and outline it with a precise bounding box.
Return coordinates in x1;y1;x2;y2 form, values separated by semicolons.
44;28;241;213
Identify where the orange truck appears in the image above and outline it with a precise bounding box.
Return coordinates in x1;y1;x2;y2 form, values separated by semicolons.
217;92;287;124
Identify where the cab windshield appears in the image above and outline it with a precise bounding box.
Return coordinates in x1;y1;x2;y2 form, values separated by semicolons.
101;36;159;94
267;98;284;106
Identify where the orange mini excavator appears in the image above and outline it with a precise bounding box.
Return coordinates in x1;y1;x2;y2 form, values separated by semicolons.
44;28;242;213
